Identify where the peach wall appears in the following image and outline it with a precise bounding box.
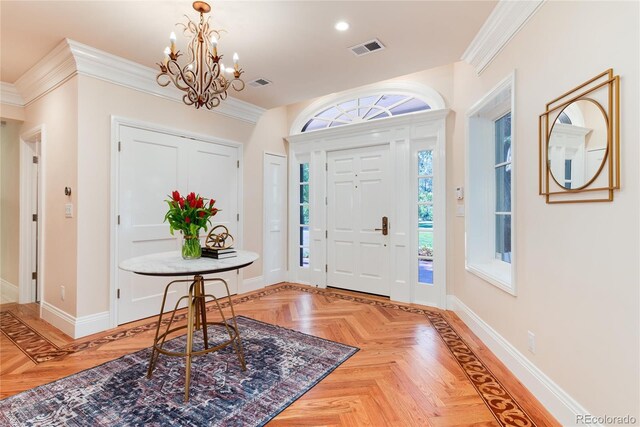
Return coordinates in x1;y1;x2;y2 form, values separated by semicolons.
449;1;639;419
0;104;25;121
21;77;79;315
76;76;286;316
0;118;21;287
242;106;288;279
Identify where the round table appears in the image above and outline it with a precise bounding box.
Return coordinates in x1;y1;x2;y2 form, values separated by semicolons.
119;250;259;402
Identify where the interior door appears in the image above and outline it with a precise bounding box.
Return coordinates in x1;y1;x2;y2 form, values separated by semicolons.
117;126;240;325
327;145;390;296
263;153;287;285
188;141;239;298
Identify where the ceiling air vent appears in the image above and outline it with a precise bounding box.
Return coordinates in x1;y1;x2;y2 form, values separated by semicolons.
349;39;385;56
249;78;272;88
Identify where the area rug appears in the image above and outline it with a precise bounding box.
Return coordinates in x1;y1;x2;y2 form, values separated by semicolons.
0;316;358;426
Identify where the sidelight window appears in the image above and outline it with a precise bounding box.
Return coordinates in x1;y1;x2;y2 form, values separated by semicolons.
299;163;310;267
417;150;434;285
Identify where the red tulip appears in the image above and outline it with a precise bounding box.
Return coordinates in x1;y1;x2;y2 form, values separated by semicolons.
172;190;180;201
185;216;191;224
179;198;185;208
211;208;218;214
198;211;205;218
209;199;215;207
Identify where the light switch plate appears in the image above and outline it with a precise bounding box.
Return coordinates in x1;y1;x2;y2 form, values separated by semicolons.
65;203;73;218
456;205;465;217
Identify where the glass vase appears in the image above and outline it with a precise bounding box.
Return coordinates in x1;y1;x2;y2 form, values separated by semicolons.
182;234;202;260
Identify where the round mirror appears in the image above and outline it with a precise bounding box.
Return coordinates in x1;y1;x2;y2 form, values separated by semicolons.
547;99;608;190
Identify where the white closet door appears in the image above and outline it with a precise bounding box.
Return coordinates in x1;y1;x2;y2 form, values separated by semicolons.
263;153;287;285
117;126;239;325
188;140;239;298
327;145;391;296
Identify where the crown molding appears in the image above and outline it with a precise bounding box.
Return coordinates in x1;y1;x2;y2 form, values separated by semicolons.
0;82;25;106
12;39;265;124
462;0;545;75
13;40;76;106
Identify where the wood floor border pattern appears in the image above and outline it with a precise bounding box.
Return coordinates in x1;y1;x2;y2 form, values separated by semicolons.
1;284;538;426
0;311;70;363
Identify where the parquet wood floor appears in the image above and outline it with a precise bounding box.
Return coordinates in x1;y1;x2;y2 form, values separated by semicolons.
0;283;559;426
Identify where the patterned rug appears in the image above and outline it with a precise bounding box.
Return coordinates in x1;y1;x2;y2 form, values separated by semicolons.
0;316;358;426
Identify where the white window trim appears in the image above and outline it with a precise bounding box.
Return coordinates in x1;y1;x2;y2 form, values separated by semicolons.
465;72;517;295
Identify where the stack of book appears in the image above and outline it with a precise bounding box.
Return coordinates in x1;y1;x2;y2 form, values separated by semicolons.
202;247;237;259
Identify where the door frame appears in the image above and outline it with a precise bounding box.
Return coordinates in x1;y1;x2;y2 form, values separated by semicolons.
109;116;244;328
19;125;45;304
286;108;449;308
262;151;288;287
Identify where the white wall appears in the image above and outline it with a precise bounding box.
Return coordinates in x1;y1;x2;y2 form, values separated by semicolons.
450;0;639;420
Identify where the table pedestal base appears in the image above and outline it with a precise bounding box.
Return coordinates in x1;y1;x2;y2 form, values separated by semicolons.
147;275;246;402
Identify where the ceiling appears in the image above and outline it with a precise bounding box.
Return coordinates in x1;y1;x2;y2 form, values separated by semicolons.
0;1;496;109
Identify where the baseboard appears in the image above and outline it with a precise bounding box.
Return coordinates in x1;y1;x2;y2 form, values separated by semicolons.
0;279;19;303
75;311;111;338
40;301;76;337
40;301;111;339
242;276;264;293
446;295;599;427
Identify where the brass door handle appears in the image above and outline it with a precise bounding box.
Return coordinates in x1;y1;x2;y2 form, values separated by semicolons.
375;216;389;235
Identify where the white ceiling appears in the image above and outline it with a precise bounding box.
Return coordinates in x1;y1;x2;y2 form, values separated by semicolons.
0;1;496;109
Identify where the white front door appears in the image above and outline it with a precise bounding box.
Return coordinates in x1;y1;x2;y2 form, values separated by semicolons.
263;153;287;285
327;145;391;296
117;126;240;325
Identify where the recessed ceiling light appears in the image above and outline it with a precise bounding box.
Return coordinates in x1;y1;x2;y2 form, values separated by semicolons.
335;21;350;31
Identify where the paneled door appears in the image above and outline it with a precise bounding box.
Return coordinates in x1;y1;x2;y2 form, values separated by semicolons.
327;145;391;296
117;126;239;324
263;153;287;285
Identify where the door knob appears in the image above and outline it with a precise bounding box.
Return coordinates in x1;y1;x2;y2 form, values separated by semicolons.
374;216;389;236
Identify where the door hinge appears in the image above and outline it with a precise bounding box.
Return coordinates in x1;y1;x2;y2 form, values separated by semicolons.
32;214;38;222
237;160;240;168
325;196;328;205
117;215;120;225
117;289;121;299
32;156;39;164
236;269;240;275
237;213;240;221
118;141;121;152
325;163;328;171
32;272;37;280
325;230;328;238
325;264;328;273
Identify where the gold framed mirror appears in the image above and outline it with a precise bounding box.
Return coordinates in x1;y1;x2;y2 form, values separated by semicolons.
539;69;620;203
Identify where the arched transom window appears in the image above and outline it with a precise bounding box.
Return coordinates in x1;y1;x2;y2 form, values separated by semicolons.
301;94;431;132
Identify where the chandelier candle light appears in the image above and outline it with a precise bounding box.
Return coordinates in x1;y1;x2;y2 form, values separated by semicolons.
157;1;245;110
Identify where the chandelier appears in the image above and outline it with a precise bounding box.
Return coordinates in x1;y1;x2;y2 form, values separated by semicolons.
157;1;245;110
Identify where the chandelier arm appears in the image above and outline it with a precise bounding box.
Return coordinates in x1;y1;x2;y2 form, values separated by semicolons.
231;79;245;92
166;60;198;94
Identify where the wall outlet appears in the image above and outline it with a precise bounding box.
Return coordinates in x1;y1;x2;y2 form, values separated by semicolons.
527;331;536;354
60;285;65;301
65;203;73;218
